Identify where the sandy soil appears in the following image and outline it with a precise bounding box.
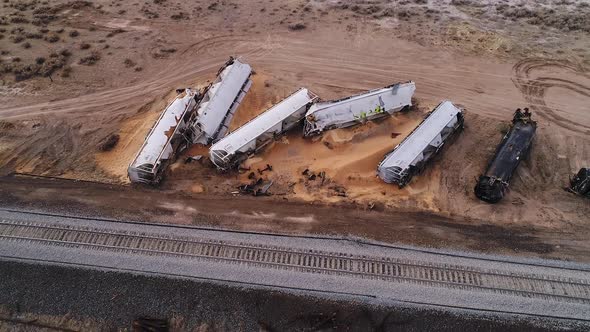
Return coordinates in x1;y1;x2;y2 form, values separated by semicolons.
0;0;589;242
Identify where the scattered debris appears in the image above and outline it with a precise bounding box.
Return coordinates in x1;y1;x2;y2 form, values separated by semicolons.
331;185;347;197
184;155;203;163
319;171;326;185
378;100;464;187
237;177;273;196
474;108;537;203
257;180;274;196
568;168;590;198
257;164;273;174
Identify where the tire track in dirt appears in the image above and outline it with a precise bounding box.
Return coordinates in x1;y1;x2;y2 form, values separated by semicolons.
512;58;590;135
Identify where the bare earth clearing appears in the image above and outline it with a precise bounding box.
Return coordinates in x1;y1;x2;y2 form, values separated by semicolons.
0;1;589;259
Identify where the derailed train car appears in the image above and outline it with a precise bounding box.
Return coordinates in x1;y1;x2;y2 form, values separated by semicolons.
128;89;199;184
190;57;252;145
303;81;415;137
568;168;590;198
210;88;318;171
377;100;464;187
474;109;537;203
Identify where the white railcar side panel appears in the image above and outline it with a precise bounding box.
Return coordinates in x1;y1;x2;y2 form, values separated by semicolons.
209;88;318;170
377;100;463;186
191;59;252;144
304;82;415;136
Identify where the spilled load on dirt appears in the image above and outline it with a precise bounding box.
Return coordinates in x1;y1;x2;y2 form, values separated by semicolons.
128;89;200;184
303;81;415;137
190;57;252;145
474;109;537;203
568;168;590;198
210;88;319;171
377;100;464;187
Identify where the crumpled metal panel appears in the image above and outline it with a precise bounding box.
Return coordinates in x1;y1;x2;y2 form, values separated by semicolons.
210;88;318;170
191;58;252;145
303;81;415;136
378;100;463;187
128;89;198;184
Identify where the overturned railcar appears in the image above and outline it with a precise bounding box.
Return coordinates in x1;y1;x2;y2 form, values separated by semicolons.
128;89;199;184
303;81;415;137
568;168;590;198
210;88;318;171
474;109;537;203
190;57;252;145
377;101;464;187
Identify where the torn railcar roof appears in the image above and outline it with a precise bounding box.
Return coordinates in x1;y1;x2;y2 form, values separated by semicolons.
130;89;197;169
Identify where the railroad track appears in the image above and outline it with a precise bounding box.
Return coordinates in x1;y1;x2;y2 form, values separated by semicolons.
1;220;589;304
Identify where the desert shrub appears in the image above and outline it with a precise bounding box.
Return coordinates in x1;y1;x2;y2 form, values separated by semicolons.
22;41;31;48
69;30;79;37
134;66;142;72
288;22;306;30
350;4;381;15
451;0;472;5
79;51;100;65
105;28;125;37
45;33;59;42
98;134;119;151
61;66;72;77
11;35;24;43
12;55;66;81
35;57;45;64
59;49;72;57
170;12;188;20
141;7;159;18
25;32;42;39
80;42;91;49
123;58;136;67
10;16;30;24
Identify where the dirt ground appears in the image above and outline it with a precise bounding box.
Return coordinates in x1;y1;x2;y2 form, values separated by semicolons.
0;0;589;256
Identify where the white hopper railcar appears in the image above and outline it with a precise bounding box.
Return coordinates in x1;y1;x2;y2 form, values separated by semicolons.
190;57;252;145
210;88;318;171
303;81;415;137
377;100;464;187
128;89;199;184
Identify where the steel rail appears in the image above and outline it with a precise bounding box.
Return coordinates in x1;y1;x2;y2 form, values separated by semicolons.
1;220;589;305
